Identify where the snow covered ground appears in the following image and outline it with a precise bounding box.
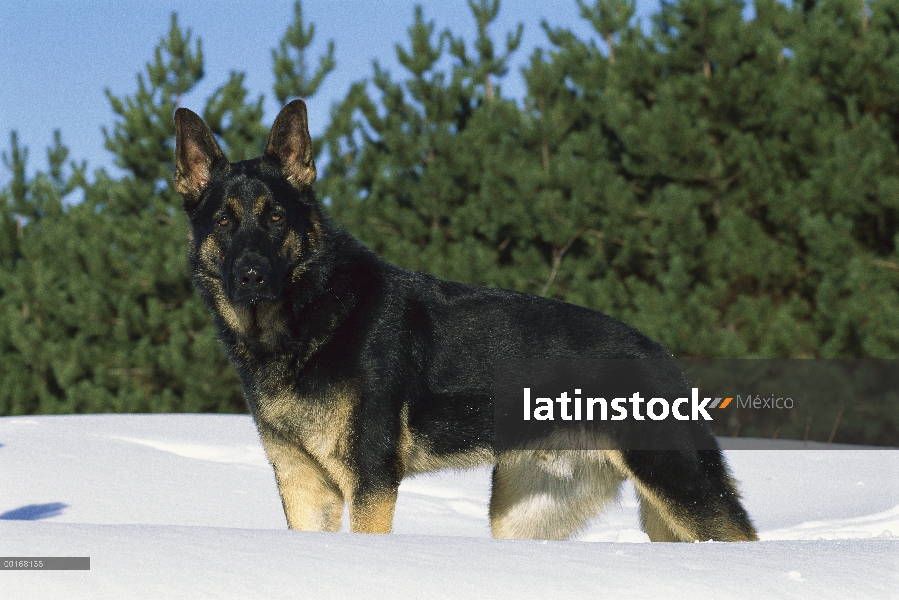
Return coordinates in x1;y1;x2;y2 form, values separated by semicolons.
1;414;897;599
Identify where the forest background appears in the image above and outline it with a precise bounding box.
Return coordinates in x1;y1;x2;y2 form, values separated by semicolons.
2;0;898;444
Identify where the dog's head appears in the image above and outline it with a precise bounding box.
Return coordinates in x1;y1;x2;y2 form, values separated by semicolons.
173;100;322;315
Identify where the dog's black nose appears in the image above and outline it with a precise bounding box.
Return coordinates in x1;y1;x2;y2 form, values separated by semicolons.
237;263;270;291
231;253;280;303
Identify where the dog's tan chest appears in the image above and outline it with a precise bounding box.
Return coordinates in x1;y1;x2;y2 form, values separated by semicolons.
253;379;355;460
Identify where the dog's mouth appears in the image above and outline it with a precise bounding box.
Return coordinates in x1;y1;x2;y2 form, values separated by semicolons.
229;276;282;305
229;297;286;340
231;289;281;306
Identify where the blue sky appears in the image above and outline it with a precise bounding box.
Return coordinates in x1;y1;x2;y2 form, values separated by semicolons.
0;1;660;190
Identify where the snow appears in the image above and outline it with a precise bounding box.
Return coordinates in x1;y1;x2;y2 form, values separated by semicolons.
1;414;897;599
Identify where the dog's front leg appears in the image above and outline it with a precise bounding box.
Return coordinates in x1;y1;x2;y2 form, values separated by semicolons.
345;442;402;533
258;426;344;531
347;486;399;534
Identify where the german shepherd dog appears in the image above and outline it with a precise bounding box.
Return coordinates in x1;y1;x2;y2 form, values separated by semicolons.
173;100;757;541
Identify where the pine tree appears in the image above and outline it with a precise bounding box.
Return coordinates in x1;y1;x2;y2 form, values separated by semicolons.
271;0;336;103
451;0;523;101
0;132;37;414
202;72;269;161
319;3;528;289
784;0;899;358
271;0;336;164
0;16;246;414
0;132;28;266
0;131;90;414
524;0;810;358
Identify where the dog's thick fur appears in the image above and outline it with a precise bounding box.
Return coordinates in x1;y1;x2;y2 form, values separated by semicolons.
173;100;757;541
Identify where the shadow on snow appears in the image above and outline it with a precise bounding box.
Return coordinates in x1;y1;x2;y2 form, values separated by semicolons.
0;502;68;520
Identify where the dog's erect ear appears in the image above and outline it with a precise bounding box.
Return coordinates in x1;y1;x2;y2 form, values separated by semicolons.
174;108;226;213
264;100;317;188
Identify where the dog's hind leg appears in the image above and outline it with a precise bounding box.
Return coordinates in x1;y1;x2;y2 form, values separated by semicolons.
608;447;758;542
489;450;624;540
258;427;344;531
636;494;682;542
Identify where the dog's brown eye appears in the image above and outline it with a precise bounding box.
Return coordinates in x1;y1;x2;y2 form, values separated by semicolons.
271;213;282;223
218;216;229;227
